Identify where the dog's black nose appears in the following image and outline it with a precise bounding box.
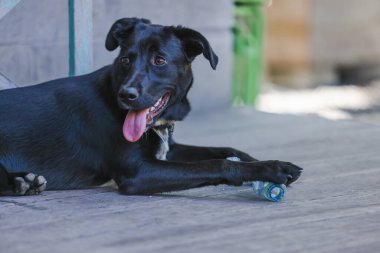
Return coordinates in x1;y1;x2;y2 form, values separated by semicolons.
119;87;139;101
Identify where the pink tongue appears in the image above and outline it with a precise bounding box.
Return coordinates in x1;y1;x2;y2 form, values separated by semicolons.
123;108;149;142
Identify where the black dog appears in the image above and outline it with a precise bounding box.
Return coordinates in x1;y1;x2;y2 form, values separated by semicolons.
0;18;302;196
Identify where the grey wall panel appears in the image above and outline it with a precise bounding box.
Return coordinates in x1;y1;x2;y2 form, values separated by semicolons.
0;0;233;111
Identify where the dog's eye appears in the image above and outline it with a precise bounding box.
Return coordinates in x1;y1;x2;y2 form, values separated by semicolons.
152;56;167;66
120;57;130;66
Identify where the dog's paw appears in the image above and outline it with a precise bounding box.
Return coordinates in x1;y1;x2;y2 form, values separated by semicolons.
259;160;303;186
14;173;47;195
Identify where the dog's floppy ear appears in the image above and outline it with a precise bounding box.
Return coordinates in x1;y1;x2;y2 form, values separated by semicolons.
171;27;218;70
105;18;151;51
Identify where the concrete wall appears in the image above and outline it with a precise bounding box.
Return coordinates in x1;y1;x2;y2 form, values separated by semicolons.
0;0;233;111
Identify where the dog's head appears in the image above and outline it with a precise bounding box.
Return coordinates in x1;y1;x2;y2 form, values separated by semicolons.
105;18;218;142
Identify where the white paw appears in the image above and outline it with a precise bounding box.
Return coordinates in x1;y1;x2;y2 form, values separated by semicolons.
14;173;47;195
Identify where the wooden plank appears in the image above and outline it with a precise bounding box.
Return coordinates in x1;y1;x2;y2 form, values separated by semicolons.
1;109;380;253
0;0;21;19
68;0;93;76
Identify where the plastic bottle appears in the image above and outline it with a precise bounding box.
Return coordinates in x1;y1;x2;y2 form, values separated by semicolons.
252;181;286;202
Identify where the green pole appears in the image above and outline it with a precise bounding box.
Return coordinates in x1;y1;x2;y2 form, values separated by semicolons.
0;0;21;19
232;0;265;106
68;0;93;76
68;0;75;76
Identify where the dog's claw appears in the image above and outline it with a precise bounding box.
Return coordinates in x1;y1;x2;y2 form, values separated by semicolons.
284;163;302;186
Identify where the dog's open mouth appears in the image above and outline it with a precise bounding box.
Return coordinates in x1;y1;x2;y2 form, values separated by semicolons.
122;93;171;142
146;93;171;125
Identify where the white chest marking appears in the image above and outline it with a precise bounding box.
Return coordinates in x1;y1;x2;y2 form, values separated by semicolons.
153;128;170;161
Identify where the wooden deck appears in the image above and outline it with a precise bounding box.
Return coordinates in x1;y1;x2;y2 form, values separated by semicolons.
1;108;380;253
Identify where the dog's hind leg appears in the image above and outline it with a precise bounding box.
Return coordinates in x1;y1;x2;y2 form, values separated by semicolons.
0;164;47;196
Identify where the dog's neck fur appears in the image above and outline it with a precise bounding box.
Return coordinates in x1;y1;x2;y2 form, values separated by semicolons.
152;120;175;160
153;127;170;160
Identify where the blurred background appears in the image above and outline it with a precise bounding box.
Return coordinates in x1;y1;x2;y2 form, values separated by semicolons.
1;0;380;124
257;0;380;124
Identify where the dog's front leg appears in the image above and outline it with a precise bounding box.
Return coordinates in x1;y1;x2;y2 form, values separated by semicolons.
167;143;257;162
116;159;302;195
